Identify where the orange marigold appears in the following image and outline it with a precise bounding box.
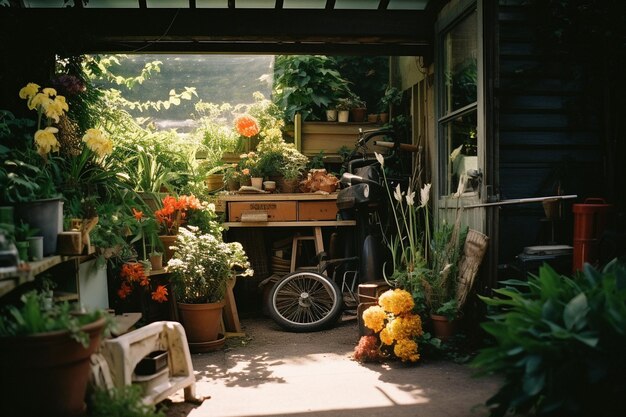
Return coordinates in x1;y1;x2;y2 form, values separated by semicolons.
362;305;387;333
378;288;415;316
117;282;133;299
234;115;260;138
393;338;420;362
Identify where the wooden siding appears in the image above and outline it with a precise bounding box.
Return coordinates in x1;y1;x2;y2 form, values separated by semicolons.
496;1;604;263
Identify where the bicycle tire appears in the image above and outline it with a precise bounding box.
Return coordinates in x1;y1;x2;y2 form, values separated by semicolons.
267;271;343;332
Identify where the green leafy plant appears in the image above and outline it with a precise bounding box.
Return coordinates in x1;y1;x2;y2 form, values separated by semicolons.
0;290;108;348
378;85;402;113
272;55;352;122
471;260;626;417
89;385;165;417
168;225;253;304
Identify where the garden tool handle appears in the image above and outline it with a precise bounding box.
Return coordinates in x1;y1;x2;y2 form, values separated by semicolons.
373;140;419;153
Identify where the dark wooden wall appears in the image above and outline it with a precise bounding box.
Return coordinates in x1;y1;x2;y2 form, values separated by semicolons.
496;0;607;264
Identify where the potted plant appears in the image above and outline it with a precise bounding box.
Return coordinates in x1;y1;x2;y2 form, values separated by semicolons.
378;85;402;124
336;98;352;123
167;225;252;352
0;290;109;417
349;94;367;123
222;163;241;191
153;194;202;263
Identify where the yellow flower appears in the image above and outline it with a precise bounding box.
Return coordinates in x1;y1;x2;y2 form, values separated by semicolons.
42;87;58;97
380;327;394;345
29;92;52;111
388;314;423;340
393;338;420;362
34;127;60;156
44;96;68;123
19;83;40;100
362;305;387;333
82;128;113;157
378;289;415;316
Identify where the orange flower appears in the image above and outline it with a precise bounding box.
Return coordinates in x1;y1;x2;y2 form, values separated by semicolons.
132;208;143;221
234;115;260;138
151;285;169;303
154;194;200;235
117;282;133;299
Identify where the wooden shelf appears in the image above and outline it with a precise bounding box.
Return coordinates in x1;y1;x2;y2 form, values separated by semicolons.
223;220;356;228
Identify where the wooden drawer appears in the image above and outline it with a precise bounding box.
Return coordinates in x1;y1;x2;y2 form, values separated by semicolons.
298;201;338;221
228;201;297;222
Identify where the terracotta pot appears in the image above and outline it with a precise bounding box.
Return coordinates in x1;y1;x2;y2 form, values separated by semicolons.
149;252;163;270
279;178;300;193
205;174;224;192
159;234;178;264
177;301;225;350
226;178;239;191
379;113;390;124
350;107;367;123
251;177;263;190
430;314;458;342
0;317;106;417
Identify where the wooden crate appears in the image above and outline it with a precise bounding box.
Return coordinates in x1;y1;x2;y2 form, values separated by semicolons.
228;201;297;222
298;201;338;221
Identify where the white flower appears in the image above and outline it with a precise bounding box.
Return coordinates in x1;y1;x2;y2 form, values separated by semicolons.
406;190;415;206
375;152;385;167
420;183;431;208
393;184;403;202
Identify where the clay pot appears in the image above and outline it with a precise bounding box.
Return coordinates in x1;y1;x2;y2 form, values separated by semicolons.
178;301;226;352
159;235;178;264
430;314;458;342
0;317;107;417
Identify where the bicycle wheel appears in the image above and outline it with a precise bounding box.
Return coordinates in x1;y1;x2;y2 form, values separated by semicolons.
268;271;343;332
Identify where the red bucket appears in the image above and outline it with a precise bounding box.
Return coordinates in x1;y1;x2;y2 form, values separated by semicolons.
572;198;613;272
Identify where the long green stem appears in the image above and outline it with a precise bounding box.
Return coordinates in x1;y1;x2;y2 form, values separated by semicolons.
381;168;406;265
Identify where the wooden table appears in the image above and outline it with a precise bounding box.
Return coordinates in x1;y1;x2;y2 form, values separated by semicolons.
219;192;355;254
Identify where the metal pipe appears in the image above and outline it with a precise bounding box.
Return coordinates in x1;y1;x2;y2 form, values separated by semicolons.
463;194;578;209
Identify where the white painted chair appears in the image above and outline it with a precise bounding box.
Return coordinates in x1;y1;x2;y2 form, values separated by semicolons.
99;321;200;406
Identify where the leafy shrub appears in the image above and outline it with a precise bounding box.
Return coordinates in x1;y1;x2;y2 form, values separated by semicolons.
471;259;626;417
89;385;165;417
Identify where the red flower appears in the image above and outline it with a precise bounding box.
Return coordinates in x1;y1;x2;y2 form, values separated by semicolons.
234;115;260;138
132;208;143;221
151;285;169;303
117;282;133;300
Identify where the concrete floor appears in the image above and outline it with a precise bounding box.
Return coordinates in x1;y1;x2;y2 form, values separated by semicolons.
163;315;501;417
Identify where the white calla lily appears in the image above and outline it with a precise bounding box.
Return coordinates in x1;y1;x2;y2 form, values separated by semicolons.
394;184;403;202
406;190;415;206
375;152;384;167
420;183;431;207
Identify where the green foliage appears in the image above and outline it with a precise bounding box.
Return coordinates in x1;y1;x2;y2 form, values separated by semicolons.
471;260;626;417
273;55;352;122
89;385;165;417
0;290;107;348
335;56;389;114
378;85;402;113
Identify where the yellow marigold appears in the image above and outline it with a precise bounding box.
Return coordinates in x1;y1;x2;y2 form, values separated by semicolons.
379;326;394;345
19;83;40;100
387;314;423;340
82;128;113;157
34;127;60;156
362;305;387;333
378;288;415;315
393;338;420;362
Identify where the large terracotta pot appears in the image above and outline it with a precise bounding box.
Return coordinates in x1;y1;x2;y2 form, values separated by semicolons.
178;301;226;353
279;178;300;193
0;317;106;417
159;234;178;264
